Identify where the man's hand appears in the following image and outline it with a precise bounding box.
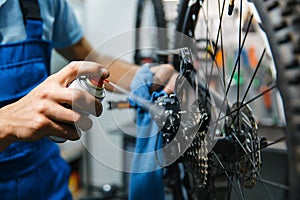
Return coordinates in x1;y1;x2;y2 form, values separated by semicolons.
150;64;178;94
0;61;109;151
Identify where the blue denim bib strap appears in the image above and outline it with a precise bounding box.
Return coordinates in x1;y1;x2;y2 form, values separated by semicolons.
0;3;52;104
19;0;41;22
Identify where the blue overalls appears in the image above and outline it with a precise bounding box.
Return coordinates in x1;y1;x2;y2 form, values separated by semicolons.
0;0;71;199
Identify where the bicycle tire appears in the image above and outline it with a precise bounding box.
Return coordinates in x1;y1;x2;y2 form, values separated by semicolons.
171;0;300;199
134;0;168;65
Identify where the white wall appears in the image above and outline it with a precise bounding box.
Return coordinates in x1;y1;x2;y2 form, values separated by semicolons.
84;0;137;61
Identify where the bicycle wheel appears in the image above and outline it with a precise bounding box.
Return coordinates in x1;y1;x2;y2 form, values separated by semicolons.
134;0;168;65
169;0;300;199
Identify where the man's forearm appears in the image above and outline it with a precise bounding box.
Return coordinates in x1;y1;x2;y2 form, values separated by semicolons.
56;37;139;92
0;109;14;152
91;54;139;91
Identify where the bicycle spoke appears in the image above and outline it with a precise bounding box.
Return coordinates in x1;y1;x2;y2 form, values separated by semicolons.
211;11;255;138
231;131;274;200
202;0;229;137
205;0;210;90
225;14;253;98
201;0;226;91
212;151;242;199
199;1;216;88
241;48;266;104
218;0;226;88
257;179;289;191
236;0;243;130
218;141;281;199
214;84;277;123
210;163;290;191
241;136;286;159
236;174;246;200
227;177;233;199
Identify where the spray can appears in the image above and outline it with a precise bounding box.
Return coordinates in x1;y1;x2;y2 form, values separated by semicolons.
48;76;106;143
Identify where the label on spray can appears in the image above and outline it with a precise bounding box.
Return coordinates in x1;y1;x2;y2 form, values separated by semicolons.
48;76;106;143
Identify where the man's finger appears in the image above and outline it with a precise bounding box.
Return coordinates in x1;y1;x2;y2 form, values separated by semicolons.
55;61;109;86
150;64;176;92
163;73;178;94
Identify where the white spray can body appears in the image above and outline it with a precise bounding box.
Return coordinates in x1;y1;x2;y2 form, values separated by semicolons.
48;76;106;143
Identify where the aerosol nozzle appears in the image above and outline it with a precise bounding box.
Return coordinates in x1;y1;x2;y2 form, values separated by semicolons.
87;76;105;88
